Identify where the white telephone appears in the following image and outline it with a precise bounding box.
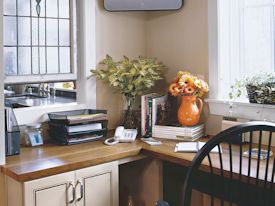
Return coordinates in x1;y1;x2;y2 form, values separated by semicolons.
104;126;138;146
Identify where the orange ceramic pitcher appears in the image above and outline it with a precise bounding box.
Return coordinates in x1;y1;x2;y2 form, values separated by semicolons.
177;96;203;126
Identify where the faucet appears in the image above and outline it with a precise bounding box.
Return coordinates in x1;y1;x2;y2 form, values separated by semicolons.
38;83;50;97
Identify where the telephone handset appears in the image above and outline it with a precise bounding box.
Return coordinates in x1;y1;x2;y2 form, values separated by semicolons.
104;126;138;146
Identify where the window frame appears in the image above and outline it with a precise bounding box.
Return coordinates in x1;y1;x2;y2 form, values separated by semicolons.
1;0;97;127
3;0;77;84
209;0;275;100
207;0;275;121
0;1;5;165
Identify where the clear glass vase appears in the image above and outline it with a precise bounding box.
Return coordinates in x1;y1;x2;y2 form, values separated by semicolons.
122;96;138;129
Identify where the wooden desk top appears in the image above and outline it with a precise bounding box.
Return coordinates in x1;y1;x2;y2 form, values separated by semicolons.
142;139;275;184
1;140;143;182
2;138;274;183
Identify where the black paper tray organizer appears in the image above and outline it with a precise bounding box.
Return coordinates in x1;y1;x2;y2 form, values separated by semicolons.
48;109;108;125
48;109;108;145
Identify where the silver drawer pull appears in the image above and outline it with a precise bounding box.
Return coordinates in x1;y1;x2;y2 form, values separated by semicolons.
67;182;75;204
76;179;84;202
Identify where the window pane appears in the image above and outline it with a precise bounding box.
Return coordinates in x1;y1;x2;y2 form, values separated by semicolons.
4;0;75;77
33;18;46;46
40;47;46;74
47;47;59;73
59;0;70;18
59;19;70;46
18;0;30;16
39;18;46;46
32;47;39;74
245;0;273;6
32;18;38;45
4;47;17;75
31;0;45;17
4;0;16;15
4;17;17;46
243;7;273;73
60;47;71;73
18;17;31;46
47;19;58;46
46;0;58;18
18;47;31;75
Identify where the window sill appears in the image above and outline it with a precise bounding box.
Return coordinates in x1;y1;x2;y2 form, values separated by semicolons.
205;99;275;122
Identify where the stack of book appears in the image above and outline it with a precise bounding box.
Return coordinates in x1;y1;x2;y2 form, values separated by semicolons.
141;93;205;141
141;93;170;136
48;109;108;145
153;124;204;141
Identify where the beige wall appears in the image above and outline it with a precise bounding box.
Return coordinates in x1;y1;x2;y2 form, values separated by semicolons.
95;0;147;129
146;0;209;81
94;0;222;134
146;0;221;135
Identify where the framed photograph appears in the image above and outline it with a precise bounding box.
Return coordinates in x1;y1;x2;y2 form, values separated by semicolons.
27;132;43;146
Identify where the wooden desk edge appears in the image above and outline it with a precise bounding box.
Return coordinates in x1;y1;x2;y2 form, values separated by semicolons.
1;146;142;182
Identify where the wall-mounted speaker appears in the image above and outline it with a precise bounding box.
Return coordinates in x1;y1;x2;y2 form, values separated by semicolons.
104;0;183;11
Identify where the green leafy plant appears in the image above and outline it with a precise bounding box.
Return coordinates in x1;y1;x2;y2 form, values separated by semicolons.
91;55;165;98
229;72;275;100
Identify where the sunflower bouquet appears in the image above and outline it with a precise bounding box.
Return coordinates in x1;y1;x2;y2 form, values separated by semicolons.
169;71;209;97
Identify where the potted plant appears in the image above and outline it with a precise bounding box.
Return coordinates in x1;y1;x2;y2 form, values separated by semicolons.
91;55;165;129
168;71;209;126
229;73;275;104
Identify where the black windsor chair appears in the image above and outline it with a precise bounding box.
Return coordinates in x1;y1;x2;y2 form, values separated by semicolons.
158;121;275;206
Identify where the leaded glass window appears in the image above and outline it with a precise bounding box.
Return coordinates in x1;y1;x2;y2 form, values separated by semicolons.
4;0;76;76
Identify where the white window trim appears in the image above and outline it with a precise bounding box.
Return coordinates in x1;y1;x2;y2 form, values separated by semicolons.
3;0;78;84
5;0;97;126
206;99;275;122
4;73;77;84
208;0;220;100
207;0;275;121
76;0;97;109
0;0;5;165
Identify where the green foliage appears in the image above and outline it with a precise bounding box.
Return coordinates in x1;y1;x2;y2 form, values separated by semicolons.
91;55;165;98
229;72;275;100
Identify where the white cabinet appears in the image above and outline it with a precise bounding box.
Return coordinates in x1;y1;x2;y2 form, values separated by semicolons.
75;162;118;206
24;171;75;206
6;161;118;206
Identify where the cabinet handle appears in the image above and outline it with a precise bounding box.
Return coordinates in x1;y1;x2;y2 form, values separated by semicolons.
67;182;75;204
76;179;84;202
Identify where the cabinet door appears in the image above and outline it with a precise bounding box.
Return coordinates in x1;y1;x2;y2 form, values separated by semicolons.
75;161;118;206
24;171;75;206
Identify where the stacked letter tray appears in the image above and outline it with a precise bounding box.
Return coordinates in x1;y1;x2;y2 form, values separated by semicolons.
48;109;108;145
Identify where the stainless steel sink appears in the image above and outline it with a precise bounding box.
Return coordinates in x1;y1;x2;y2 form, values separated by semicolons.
5;93;46;100
5;93;76;108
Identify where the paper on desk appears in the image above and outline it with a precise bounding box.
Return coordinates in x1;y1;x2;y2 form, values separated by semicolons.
141;138;162;146
175;142;220;153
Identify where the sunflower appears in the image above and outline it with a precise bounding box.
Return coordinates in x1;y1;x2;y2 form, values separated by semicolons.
169;83;181;96
184;86;195;94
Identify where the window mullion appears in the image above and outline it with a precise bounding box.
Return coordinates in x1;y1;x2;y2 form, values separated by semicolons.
16;0;19;75
272;4;275;72
58;0;60;74
45;0;47;75
30;0;33;75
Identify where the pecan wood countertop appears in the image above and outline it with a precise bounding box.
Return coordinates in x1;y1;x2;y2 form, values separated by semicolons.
2;137;274;185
